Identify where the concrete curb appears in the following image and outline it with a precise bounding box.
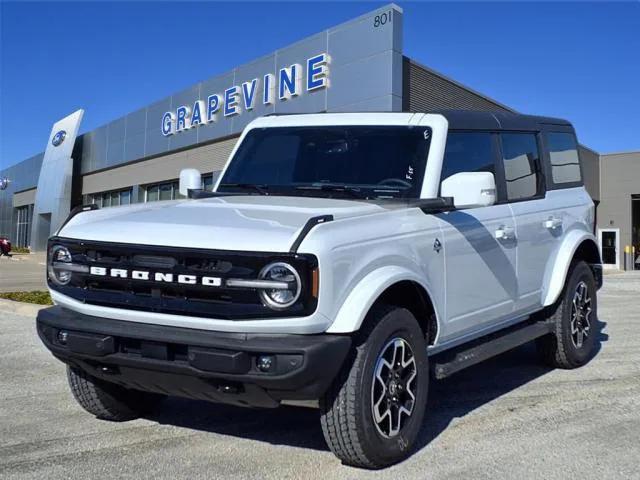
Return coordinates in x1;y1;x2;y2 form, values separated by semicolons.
0;298;47;316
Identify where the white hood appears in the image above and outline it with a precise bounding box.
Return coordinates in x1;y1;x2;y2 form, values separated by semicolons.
59;196;387;252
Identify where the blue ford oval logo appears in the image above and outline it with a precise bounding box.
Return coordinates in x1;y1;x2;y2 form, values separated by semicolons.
52;130;67;147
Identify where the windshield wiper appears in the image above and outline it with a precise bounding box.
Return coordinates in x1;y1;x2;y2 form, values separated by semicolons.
219;183;269;195
295;184;362;198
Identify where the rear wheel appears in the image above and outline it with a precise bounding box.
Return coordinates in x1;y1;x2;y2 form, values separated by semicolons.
320;305;428;469
67;366;165;421
537;260;598;369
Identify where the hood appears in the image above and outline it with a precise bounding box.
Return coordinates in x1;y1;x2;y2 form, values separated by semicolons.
59;195;388;252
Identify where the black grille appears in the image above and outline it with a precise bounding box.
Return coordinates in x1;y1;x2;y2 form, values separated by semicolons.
48;237;318;319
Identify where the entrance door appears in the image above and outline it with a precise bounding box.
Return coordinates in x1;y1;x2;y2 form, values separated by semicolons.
599;228;619;269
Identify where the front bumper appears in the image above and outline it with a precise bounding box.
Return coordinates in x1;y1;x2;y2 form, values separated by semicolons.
37;306;351;408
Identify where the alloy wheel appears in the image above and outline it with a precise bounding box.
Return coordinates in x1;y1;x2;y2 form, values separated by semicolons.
371;337;417;438
570;280;592;349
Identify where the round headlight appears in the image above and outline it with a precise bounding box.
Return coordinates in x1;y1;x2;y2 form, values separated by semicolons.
258;262;301;310
48;245;73;286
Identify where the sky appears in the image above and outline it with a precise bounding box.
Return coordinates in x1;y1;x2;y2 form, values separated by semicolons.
1;1;639;170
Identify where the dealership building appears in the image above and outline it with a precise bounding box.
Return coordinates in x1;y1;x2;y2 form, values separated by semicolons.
0;4;637;269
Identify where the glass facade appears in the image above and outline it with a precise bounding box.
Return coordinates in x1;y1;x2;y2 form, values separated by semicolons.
85;175;218;210
203;174;216;192
15;204;33;248
146;181;180;202
145;174;216;202
88;188;133;208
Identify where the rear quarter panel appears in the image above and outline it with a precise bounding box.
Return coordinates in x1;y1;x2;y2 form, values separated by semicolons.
540;187;597;306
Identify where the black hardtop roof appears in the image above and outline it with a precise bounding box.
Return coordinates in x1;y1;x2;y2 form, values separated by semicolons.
433;109;573;131
265;111;573;131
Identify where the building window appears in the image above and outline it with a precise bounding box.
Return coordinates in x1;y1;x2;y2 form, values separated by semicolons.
203;174;214;192
15;204;33;248
145;181;182;202
201;171;221;192
547;132;582;185
500;133;542;201
89;188;133;208
441;132;496;181
144;173;221;202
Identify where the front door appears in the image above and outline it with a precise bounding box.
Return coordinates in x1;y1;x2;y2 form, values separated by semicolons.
599;228;619;269
437;204;517;342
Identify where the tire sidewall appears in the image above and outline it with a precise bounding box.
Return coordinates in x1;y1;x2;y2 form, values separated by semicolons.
559;262;598;366
354;308;429;466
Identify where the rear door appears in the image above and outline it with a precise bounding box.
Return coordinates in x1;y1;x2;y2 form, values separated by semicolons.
498;132;555;313
436;132;518;342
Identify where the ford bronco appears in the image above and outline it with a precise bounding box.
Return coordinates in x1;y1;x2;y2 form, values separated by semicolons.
37;111;602;468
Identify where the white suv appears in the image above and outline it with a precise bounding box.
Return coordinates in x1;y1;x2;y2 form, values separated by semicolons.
37;111;601;468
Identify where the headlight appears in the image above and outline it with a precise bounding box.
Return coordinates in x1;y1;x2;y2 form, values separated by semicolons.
258;262;301;310
48;245;73;286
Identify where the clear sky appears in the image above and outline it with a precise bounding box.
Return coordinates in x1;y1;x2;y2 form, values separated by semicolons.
1;1;639;170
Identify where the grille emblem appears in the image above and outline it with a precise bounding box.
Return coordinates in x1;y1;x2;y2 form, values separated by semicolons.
89;266;222;286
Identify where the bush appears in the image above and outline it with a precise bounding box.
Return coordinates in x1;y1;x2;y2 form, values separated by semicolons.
0;291;53;305
12;246;31;254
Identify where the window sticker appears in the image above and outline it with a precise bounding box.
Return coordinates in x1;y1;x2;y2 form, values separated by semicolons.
406;166;414;181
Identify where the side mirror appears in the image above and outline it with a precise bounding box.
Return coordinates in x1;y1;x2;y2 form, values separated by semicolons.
179;168;202;197
441;172;496;209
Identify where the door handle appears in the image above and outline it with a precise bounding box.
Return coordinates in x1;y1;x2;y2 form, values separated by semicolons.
544;216;563;230
495;226;515;241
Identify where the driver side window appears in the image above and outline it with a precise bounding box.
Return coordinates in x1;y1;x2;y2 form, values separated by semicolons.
441;132;496;182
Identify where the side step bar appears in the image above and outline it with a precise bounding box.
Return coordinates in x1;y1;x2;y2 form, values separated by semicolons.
432;321;554;380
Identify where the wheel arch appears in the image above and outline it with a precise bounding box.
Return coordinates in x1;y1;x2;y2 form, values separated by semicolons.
326;266;440;344
542;230;602;307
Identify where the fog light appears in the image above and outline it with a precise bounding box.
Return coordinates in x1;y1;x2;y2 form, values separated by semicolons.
57;330;69;345
257;355;274;372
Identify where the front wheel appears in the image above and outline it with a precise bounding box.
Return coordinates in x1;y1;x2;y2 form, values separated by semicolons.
537;260;598;369
320;305;428;469
67;366;165;421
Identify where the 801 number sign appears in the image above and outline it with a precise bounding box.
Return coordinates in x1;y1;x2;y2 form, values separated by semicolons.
373;10;392;28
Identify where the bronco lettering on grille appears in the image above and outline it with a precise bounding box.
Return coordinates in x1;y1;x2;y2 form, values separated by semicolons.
89;266;222;287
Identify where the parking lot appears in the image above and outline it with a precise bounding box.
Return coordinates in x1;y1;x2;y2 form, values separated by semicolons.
0;254;47;293
1;272;639;479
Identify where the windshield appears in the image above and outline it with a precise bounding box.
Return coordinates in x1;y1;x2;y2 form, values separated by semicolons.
217;125;432;199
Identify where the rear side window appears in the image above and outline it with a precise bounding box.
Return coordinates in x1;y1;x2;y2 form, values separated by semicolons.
441;132;495;181
547;132;582;185
500;133;542;201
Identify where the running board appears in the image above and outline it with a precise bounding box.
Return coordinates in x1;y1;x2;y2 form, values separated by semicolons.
432;321;554;380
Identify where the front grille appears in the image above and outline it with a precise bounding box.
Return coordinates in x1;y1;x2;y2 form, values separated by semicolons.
48;237;318;319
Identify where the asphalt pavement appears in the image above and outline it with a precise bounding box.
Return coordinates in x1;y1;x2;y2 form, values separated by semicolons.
0;254;47;293
1;273;639;479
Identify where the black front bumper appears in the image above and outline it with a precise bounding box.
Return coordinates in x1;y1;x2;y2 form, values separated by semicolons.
37;306;351;408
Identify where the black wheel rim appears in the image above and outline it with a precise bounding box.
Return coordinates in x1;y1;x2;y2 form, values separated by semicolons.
570;280;592;349
371;337;417;438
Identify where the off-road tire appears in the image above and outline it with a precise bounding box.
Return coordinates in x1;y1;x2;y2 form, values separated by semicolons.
67;366;164;421
320;305;428;469
537;260;598;369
